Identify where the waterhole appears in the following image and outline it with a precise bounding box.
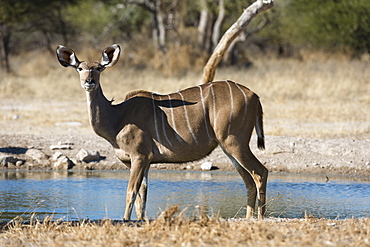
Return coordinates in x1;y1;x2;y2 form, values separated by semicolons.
0;171;369;220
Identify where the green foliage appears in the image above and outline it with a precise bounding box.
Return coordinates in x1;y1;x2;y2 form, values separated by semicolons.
275;0;370;53
110;5;151;41
64;1;113;42
64;0;151;45
0;0;76;26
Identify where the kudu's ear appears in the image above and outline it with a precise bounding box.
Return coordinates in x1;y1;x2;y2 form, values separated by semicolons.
56;45;80;68
100;44;121;68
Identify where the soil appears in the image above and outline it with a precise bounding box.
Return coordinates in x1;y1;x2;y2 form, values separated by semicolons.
1;133;369;176
0;99;369;176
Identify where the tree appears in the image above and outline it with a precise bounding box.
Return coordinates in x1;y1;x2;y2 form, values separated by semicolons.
0;0;30;72
0;23;11;72
223;15;270;65
201;0;274;84
0;0;77;73
197;0;212;52
123;0;182;53
275;0;370;54
212;0;226;51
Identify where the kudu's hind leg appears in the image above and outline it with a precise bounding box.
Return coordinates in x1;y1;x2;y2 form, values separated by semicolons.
233;160;258;218
253;157;268;219
221;140;268;219
134;167;149;220
244;152;268;219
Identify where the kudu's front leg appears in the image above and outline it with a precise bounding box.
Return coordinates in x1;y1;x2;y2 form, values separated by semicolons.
124;156;150;221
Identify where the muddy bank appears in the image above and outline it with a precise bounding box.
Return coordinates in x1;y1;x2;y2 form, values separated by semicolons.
0;134;369;176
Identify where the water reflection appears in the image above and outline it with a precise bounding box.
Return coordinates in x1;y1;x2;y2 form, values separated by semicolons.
0;171;369;221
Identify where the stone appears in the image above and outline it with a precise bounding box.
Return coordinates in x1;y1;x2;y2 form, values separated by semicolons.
0;154;24;167
53;155;74;170
52;151;64;161
50;141;74;150
15;160;24;167
25;148;49;162
201;161;213;171
76;149;101;163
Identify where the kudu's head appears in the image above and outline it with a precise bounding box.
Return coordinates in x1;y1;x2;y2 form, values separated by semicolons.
56;44;121;92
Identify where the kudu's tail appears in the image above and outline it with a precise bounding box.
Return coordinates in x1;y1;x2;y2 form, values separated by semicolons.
255;99;265;150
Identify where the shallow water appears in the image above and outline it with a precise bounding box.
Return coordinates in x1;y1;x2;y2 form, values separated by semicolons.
0;171;369;220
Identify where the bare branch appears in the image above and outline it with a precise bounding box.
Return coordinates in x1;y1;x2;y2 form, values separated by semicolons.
126;0;155;12
223;16;271;65
200;0;274;84
247;15;270;36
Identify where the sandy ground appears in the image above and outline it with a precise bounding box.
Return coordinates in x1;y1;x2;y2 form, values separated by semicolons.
0;99;369;176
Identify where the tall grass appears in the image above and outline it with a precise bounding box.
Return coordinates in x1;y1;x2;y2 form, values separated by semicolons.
0;49;369;139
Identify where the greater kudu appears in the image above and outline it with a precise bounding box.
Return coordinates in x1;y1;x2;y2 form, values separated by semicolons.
56;44;268;220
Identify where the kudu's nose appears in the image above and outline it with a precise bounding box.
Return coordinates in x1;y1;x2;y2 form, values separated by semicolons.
83;78;96;91
85;78;94;84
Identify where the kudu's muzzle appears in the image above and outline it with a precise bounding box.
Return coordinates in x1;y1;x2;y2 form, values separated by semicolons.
83;78;96;92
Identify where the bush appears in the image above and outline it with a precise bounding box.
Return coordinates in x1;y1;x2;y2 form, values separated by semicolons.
276;0;370;54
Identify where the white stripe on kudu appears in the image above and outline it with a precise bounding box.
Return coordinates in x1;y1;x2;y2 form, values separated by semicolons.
151;93;161;143
210;84;217;131
158;95;172;146
178;92;198;144
233;81;248;124
226;81;234;135
167;94;183;142
197;85;212;140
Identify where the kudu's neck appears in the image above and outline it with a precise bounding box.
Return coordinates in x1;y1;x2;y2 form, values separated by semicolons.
86;85;117;142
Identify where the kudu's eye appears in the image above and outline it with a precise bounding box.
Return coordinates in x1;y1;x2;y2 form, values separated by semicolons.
77;67;83;72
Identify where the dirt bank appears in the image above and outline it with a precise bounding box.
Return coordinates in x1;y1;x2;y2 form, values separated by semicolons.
1;133;369;176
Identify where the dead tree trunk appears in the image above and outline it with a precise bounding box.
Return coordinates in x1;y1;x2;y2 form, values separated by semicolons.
0;23;11;73
198;0;214;53
153;0;167;53
212;0;225;51
198;0;208;48
200;0;274;84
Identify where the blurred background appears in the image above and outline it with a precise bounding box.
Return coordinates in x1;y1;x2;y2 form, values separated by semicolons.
0;0;369;139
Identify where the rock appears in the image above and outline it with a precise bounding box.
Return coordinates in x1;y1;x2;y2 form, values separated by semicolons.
52;151;64;161
186;164;193;170
53;155;74;170
201;161;213;171
0;154;24;167
290;142;295;153
76;149;101;163
312;162;320;167
15;160;24;167
50;144;72;150
25;148;49;162
50;141;74;150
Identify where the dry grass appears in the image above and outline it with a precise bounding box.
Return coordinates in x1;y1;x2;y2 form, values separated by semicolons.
0;207;369;246
0;49;369;139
